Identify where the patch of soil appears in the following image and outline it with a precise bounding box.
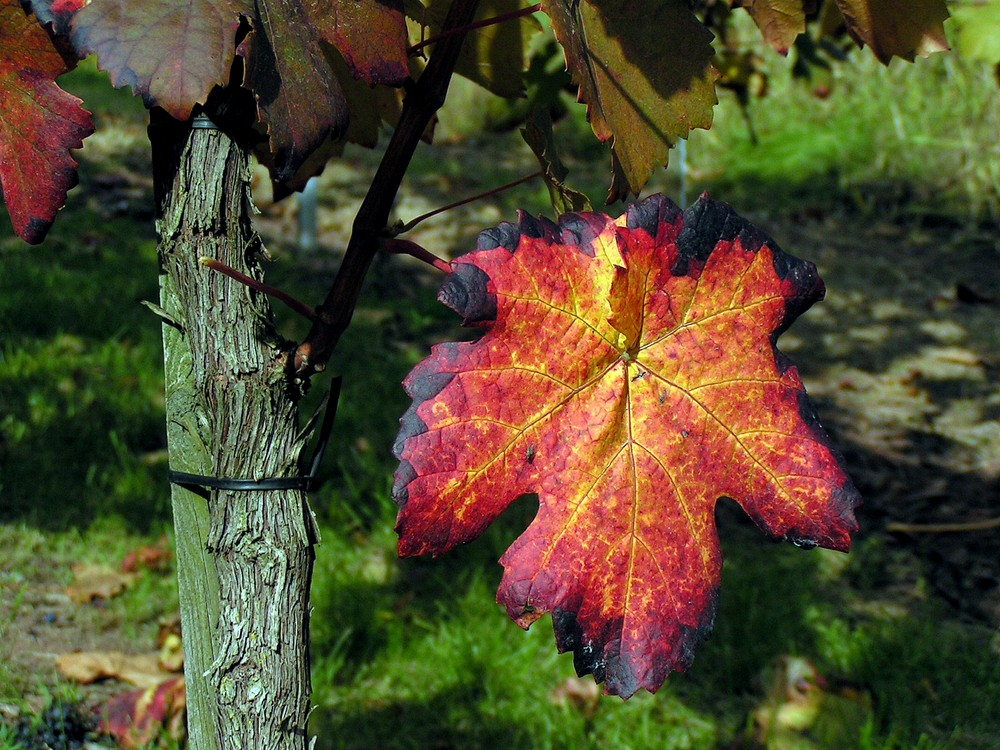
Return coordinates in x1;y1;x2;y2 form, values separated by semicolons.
760;210;1000;625
1;554;171;720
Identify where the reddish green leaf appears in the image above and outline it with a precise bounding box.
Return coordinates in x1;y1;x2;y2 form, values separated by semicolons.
0;0;93;244
834;0;949;64
540;0;717;202
736;0;807;54
324;41;418;150
257;44;415;196
70;0;349;184
306;0;409;86
394;194;861;697
70;0;246;119
24;0;86;35
238;0;349;183
325;46;383;150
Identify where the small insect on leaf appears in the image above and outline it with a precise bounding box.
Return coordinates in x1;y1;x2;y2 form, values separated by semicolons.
393;193;861;698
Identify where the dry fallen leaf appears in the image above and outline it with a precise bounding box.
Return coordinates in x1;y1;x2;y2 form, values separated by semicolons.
64;562;133;604
121;537;173;574
750;655;871;749
56;651;174;690
548;676;601;719
158;633;184;674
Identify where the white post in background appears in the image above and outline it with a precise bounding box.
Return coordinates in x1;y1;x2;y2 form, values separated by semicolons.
298;176;319;253
678;139;688;208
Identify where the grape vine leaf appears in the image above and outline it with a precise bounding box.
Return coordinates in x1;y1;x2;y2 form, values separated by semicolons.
521;108;592;215
306;0;410;86
0;0;93;244
834;0;949;64
411;0;541;98
736;0;807;54
261;44;411;196
540;0;717;202
237;0;348;183
24;0;86;36
70;0;246;120
947;0;1000;66
393;194;861;697
68;0;349;184
454;0;541;98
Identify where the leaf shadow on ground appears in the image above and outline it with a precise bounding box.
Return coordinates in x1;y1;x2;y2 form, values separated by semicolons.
768;213;1000;622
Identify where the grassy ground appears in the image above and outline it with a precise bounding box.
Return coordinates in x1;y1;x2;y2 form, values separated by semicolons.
2;30;999;750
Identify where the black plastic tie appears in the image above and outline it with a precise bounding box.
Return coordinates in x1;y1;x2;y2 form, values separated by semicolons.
168;376;342;496
190;114;219;130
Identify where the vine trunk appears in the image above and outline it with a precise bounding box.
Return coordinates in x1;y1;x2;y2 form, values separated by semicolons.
151;114;317;750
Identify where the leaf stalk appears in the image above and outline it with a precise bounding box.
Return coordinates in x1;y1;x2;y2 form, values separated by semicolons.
394;170;543;234
409;4;542;56
383;239;453;273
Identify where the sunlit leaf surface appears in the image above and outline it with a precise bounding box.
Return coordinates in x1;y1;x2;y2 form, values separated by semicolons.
394;194;861;697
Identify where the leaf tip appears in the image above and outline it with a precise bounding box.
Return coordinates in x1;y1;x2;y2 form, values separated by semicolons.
20;215;54;245
557;211;612;253
516;209;561;243
439;262;496;327
829;480;863;549
476;221;521;252
623;193;683;238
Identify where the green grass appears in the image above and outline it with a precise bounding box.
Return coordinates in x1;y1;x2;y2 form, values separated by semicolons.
0;213;166;529
306;502;1000;749
2;34;1000;750
683;43;1000;220
309;523;723;750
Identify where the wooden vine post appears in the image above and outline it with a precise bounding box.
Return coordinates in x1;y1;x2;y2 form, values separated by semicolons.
144;1;481;745
150;111;317;750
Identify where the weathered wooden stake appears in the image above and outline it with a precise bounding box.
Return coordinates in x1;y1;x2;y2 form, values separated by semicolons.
152;112;316;750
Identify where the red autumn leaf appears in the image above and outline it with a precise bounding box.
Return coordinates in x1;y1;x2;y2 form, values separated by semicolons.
70;0;246;120
306;0;409;86
0;0;93;244
69;0;349;184
394;194;861;697
237;0;349;184
121;536;174;573
97;676;187;750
